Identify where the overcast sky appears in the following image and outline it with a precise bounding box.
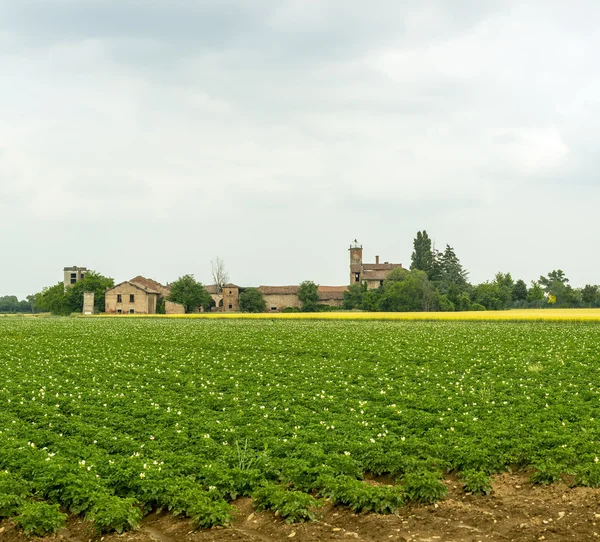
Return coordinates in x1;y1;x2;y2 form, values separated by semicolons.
1;0;599;298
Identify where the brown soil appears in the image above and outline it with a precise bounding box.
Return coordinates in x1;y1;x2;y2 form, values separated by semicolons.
3;473;600;542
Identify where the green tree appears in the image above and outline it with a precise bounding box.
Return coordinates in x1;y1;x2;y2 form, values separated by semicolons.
239;288;267;313
539;270;573;306
582;285;599;306
491;272;513;309
66;271;114;313
360;289;382;311
343;282;367;310
473;282;505;310
527;281;545;306
434;245;469;294
168;275;212;313
411;230;434;277
0;295;34;313
380;269;438;312
298;281;319;312
36;283;72;315
512;279;528;302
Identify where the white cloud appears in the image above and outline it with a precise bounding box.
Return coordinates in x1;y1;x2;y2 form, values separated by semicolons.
1;0;600;297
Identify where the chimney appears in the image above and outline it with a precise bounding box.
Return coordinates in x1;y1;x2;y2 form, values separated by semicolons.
375;255;380;264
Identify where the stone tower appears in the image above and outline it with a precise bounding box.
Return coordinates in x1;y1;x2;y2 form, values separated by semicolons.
63;266;88;289
349;240;363;285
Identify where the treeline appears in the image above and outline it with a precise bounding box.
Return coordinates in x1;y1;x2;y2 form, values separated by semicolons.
343;230;600;312
29;273;114;315
0;295;35;313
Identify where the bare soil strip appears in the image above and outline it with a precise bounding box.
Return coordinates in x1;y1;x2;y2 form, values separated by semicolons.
3;473;600;542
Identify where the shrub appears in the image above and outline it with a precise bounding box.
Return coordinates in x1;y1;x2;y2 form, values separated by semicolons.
14;502;67;536
85;495;143;533
470;303;487;311
402;471;447;503
316;475;405;514
530;460;563;485
460;470;492;495
573;463;600;488
253;484;322;523
437;295;455;312
240;289;267;313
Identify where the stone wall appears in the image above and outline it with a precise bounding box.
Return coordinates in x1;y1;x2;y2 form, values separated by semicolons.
105;283;157;314
262;293;301;312
165;300;185;314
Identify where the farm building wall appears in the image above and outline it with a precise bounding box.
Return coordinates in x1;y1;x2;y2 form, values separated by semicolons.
105;282;158;315
165;300;185;314
262;293;302;312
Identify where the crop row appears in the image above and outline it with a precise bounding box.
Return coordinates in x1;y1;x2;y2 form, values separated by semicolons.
1;318;600;534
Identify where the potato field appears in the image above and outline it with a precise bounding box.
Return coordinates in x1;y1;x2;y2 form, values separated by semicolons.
1;317;600;536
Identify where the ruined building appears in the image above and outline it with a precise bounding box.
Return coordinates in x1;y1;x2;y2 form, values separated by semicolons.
63;266;87;289
349;240;403;289
93;240;403;314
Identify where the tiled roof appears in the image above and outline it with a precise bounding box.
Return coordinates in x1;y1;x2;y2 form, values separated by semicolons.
362;270;392;281
130;276;170;296
106;281;160;295
362;263;403;271
258;285;300;295
318;285;348;292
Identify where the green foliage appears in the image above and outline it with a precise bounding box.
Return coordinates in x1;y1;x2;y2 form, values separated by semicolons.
156;297;166;314
411;230;434;278
512;279;528;302
3;318;600;534
538;270;578;307
0;296;32;313
35;283;72;315
67;272;115;313
573;463;600;488
168;274;212;313
581;285;599;307
298;281;319;312
402;471;447;504
33;271;114;315
469;303;486;311
434;245;469;292
316;475;405;513
0;472;30;517
473;283;506;310
86;495;143;533
343;283;367;310
253;484;322;523
239;288;267;313
14;502;67;536
460;470;492;495
527;281;545;306
379;269;437;312
437;294;455;311
530;460;564;485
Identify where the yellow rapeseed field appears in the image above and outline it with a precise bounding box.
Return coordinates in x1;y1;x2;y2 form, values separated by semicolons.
94;308;600;322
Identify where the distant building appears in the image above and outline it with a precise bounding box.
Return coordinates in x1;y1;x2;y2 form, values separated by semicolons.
257;285;346;312
94;240;401;314
63;266;87;289
349;240;403;289
104;281;161;315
